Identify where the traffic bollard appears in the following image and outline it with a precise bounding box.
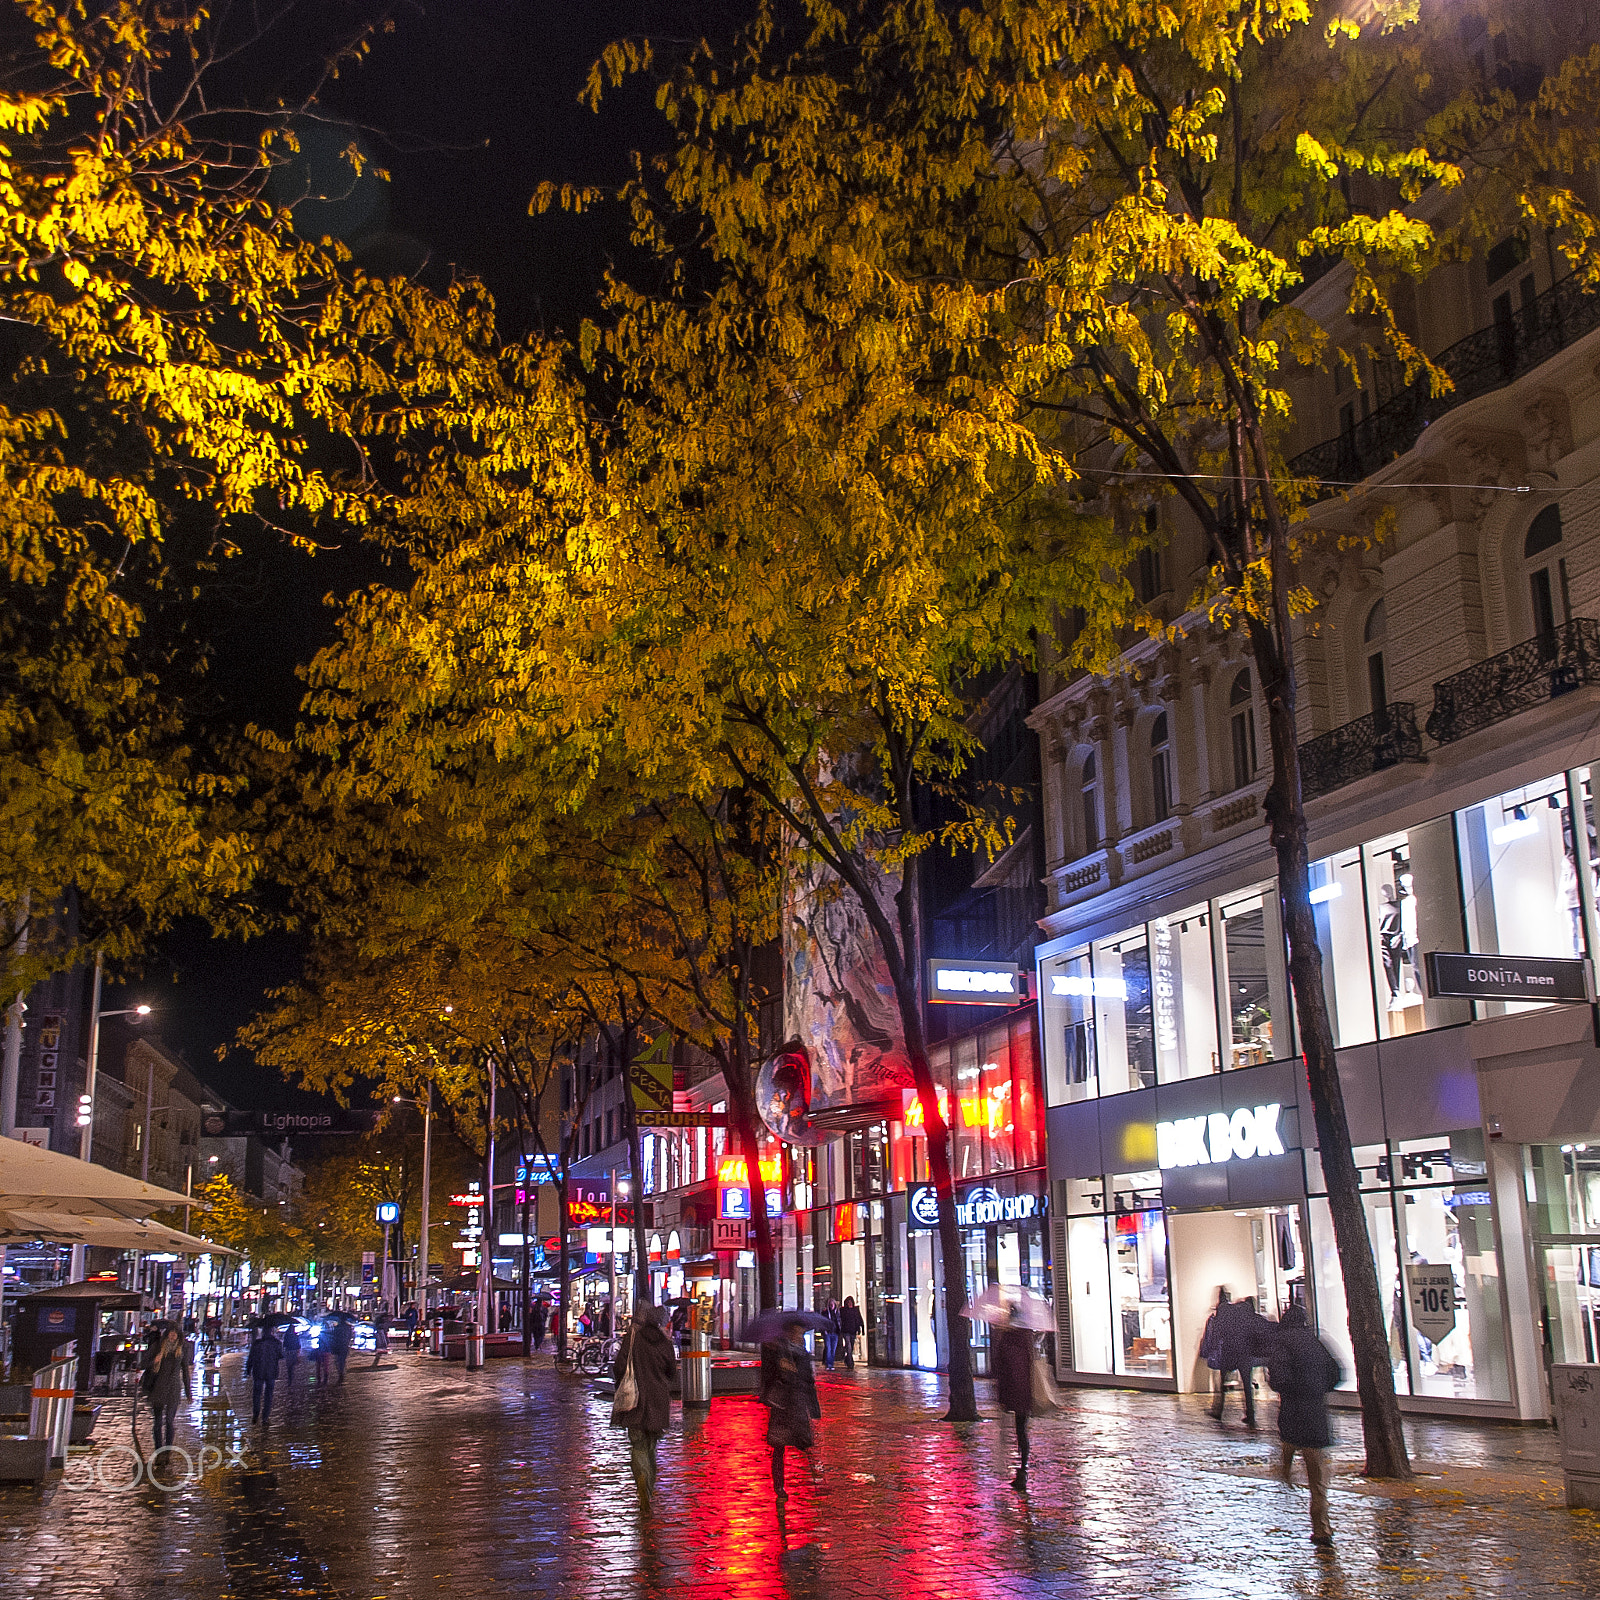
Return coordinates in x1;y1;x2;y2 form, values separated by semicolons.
681;1329;711;1409
465;1321;484;1370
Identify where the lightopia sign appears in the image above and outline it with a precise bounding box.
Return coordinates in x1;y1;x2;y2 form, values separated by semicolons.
1156;1104;1286;1170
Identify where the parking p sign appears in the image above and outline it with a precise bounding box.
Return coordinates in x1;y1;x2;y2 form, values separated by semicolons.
1405;1263;1457;1342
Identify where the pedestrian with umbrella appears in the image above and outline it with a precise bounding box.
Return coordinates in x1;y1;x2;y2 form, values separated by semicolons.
281;1319;302;1385
963;1286;1055;1492
610;1303;678;1513
752;1310;826;1503
327;1311;355;1383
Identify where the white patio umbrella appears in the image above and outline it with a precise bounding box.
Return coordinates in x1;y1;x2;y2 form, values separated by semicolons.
0;1134;192;1219
0;1208;237;1255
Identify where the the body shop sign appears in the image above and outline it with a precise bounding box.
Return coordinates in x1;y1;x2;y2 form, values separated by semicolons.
908;1182;1042;1229
1156;1104;1286;1170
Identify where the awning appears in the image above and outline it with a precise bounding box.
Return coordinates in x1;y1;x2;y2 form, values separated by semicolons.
0;1208;237;1255
0;1138;193;1219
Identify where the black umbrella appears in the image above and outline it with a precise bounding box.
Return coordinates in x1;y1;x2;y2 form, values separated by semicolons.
321;1309;361;1322
255;1313;296;1328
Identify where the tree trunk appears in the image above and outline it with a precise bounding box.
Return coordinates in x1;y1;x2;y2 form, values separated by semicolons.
1249;593;1412;1479
557;1163;571;1362
720;1025;778;1312
618;1031;652;1306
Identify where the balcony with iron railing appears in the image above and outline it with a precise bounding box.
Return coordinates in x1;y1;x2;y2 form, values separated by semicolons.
1425;618;1600;746
1299;702;1426;802
1288;274;1600;495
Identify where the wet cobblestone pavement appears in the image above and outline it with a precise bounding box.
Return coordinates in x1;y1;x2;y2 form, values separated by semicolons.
4;1347;1600;1598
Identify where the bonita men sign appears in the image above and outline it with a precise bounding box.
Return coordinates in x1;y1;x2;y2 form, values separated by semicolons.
1424;951;1591;1004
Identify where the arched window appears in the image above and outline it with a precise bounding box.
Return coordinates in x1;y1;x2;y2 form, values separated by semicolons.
1364;598;1389;726
1079;749;1100;854
1524;505;1566;644
1149;712;1172;823
1229;670;1258;790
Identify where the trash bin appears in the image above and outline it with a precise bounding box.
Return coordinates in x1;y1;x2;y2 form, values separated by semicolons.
682;1329;711;1409
465;1321;484;1371
1552;1364;1600;1509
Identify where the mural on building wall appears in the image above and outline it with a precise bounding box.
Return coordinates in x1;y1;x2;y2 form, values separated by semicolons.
765;847;913;1145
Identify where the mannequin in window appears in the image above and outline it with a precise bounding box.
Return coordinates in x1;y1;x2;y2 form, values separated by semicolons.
1377;884;1404;1000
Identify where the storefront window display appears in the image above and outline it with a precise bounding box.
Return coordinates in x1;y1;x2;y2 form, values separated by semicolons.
1460;772;1598;1014
1526;1141;1600;1366
1059;1173;1171;1379
1219;885;1289;1068
1305;1133;1511;1403
924;1012;1044;1178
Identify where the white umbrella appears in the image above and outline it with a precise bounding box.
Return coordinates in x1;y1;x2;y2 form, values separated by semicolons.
0;1134;192;1219
960;1284;1054;1332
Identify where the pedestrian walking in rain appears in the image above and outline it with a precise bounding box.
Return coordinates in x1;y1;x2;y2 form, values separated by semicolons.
143;1327;192;1450
531;1299;549;1351
610;1303;678;1513
281;1322;302;1384
992;1308;1040;1490
313;1320;333;1385
1209;1291;1269;1428
372;1310;391;1366
760;1316;822;1503
1267;1304;1344;1549
246;1324;284;1425
822;1298;841;1371
837;1297;865;1371
328;1315;354;1383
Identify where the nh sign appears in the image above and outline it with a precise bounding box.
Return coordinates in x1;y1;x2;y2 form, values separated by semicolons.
1156;1104;1286;1170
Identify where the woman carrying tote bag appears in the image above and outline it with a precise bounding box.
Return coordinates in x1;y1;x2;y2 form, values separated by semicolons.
610;1305;678;1513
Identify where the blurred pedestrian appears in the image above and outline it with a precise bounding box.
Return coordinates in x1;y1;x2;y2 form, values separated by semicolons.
610;1303;678;1513
760;1316;822;1502
1267;1304;1344;1550
143;1327;192;1450
838;1297;865;1372
531;1299;549;1351
246;1324;284;1425
372;1310;391;1366
328;1315;354;1383
992;1308;1039;1491
669;1300;688;1352
822;1298;841;1371
313;1320;333;1385
1210;1292;1269;1428
402;1303;419;1348
281;1321;302;1384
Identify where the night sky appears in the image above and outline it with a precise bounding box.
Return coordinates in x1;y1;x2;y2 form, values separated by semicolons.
106;0;759;1108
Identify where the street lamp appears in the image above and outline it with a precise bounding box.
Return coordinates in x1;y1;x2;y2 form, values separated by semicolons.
392;1086;433;1315
69;957;151;1280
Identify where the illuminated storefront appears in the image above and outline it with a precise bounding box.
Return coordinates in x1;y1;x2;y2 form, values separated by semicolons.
1038;764;1600;1421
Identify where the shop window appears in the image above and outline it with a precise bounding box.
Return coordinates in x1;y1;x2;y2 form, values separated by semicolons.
1149;713;1173;824
1365;821;1470;1038
1110;1171;1170;1378
1008;1016;1043;1169
1305;1190;1410;1396
1459;773;1588;1014
1042;947;1098;1105
1218;885;1288;1067
1309;846;1376;1048
1065;1215;1115;1374
978;1022;1015;1174
1080;750;1101;855
1093;927;1157;1093
1528;1143;1600;1366
1229;670;1258;790
950;1036;984;1180
1150;906;1219;1082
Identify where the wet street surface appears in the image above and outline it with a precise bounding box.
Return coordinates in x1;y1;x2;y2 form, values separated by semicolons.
3;1347;1599;1598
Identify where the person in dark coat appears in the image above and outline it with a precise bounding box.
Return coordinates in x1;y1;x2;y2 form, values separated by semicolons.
760;1317;823;1501
992;1312;1038;1491
530;1299;549;1351
1210;1293;1270;1428
821;1299;842;1371
610;1303;678;1512
144;1328;192;1449
837;1297;865;1371
1267;1304;1344;1548
245;1326;284;1424
280;1321;302;1383
328;1315;354;1382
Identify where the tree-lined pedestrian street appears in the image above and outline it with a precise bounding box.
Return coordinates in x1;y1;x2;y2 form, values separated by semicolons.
5;1350;1599;1599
